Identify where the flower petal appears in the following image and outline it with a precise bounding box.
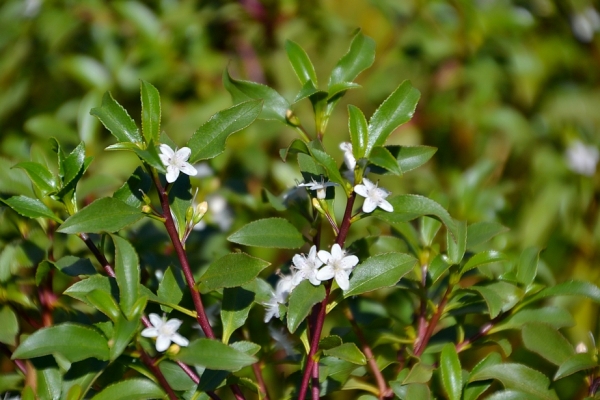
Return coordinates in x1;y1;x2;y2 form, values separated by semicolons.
179;162;198;176
166;165;180;183
378;199;394;212
316;265;335;281
317;250;332;264
155;335;172;352
335;271;350;291
141;327;158;338
175;147;192;161
292;254;306;269
148;313;163;328
159;144;174;157
354;184;368;198
164;318;183;331
340;255;359;269
362;178;375;190
362;198;377;213
330;244;343;260
171;333;189;347
159;153;171;165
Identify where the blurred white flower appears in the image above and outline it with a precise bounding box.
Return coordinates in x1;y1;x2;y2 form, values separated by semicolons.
340;142;356;171
141;313;189;352
571;7;600;42
565;141;599;176
316;244;359;291
159;144;197;183
292;245;324;286
576;342;588;354
263;273;297;323
193;194;233;232
193;162;214;178
354;178;394;213
269;326;297;356
298;177;338;199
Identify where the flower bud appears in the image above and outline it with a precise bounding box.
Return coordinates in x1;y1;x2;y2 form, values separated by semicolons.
193;201;208;225
285;109;301;127
185;205;194;224
141;205;153;214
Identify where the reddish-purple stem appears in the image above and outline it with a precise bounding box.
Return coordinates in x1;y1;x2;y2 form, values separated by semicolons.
413;285;453;357
139;349;178;400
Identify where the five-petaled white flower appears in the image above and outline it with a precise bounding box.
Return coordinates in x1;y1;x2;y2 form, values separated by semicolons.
354;178;393;213
292;245;324;286
159;144;198;183
298;177;338;199
316;244;359;291
141;313;190;352
340;142;356;171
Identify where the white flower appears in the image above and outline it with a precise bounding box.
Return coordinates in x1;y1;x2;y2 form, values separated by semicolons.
141;313;190;352
298;177;338;199
340;142;356;170
571;7;600;42
159;144;198;183
565;141;599;176
263;274;297;323
354;178;393;213
292;245;324;286
316;244;359;291
269;326;297;356
576;342;588;354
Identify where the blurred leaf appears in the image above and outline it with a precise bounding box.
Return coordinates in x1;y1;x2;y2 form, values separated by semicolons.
24;114;78;145
61;55;110;90
187;100;262;163
403;362;434;384
57;197;144;234
13;323;109;362
485;391;540;400
329;30;375;87
517;247;540;287
345;252;416;297
228;218;304;249
229;340;261;356
110;234;140;317
287;280;326;333
440;343;462;400
390;382;431;400
280;138;309;162
223;68;290;123
462;250;507;275
159;361;196;391
91;378;164;400
90;92;142;144
140;80;161;144
366;81;420;156
522;323;574;366
1;196;61;222
157;267;183;313
525;280;600;305
286;40;317;85
54;255;96;276
469;363;558;400
348;105;368;159
323;343;366;365
112;167;152;208
554;353;597;380
447;220;467;265
200;253;270;291
175;339;257;371
221;286;255;344
369;146;402;175
13;161;58;195
261;188;286;211
471;282;524;318
466;222;509;249
491;307;574;333
0;306;18;346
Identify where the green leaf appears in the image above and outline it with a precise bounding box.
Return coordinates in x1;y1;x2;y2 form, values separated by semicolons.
113;166;152;208
110;234;140;317
390;382;431;400
54;255;97;276
447;220;467;265
345;252;416;297
386;145;437;174
187;100;263;163
90;92;142;144
471;282;524;318
159;361;196;391
323;343;366;365
64;275;118;305
308;147;346;188
200;253;270;292
86;289;121;321
463;382;492;400
327;82;361;99
157;266;184;313
13;161;58;195
32;356;62;400
130;141;166;173
1;196;61;222
91;378;164;400
491;307;574;333
167;174;192;241
57;197;144;234
285;40;317;85
0;306;18;346
440;343;462;400
525;280;600;305
223;68;290;123
175;338;257;371
373;194;458;240
228;218;304;249
554;353;597;380
522;323;574;366
287;280;326;333
462;250;508;275
140;80;161;144
403;362;434;384
280;138;309;162
469;363;558;400
517;246;540;287
230;340;261;356
111;311;142;361
369;146;402;175
428;254;451;284
365;80;420;156
62;141;86;189
348;105;368;159
221;286;255;344
293;80;324;103
466;221;509;249
485;391;541;400
13;323;109;362
328;30;375;87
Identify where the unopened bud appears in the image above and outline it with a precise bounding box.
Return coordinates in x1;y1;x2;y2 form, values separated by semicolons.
312;198;326;215
185;205;194;223
576;342;588;354
141;205;153;214
193;201;208;225
285;109;301;127
166;343;181;356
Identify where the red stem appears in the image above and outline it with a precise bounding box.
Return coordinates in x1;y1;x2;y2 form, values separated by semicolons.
413;285;453;357
139;349;178;400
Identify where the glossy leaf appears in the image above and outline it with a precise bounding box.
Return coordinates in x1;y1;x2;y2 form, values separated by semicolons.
90;92;142;143
157;266;183;313
323;343;366;365
2;196;61;222
140;80;160;144
471;281;524;318
287;280;326;333
345;252;416;297
554;353;597;380
13;161;58;195
328;30;375;87
327;82;361;99
440;343;462;400
466;221;509;249
525;280;600;305
64;275;118;306
112;166;152;208
309;146;346;188
462;250;507;274
221;286;255;344
491;307;574;333
366;80;420;156
57;197;144;234
293;80;323;103
522;323;574;366
348;105;368;159
159;361;196;391
517;246;540;287
369;146;402;175
463;382;492;400
175;338;257;371
386;145;437;174
285;40;317;84
485;391;540;400
428;254;451;284
447;220;467;265
54;255;96;276
228;218;304;249
0;306;18;346
33;356;62;400
91;378;164;400
187;100;262;162
469;363;558;400
403;362;434;384
130;141;166;173
110;234;140;317
86;289;120;321
62;141;86;189
223;68;290;123
13;323;109;362
230;340;261;356
111;310;142;361
200;253;270;291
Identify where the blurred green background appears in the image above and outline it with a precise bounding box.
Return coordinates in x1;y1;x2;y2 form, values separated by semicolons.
1;0;599;365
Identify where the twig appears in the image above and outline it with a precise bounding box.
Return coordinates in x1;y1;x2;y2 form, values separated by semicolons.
139;349;178;400
455;312;508;353
0;343;27;375
79;233;116;277
413;284;453;357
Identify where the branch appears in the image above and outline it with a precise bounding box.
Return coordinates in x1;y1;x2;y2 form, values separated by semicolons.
455;312;508;353
413;284;453;357
139;349;178;400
